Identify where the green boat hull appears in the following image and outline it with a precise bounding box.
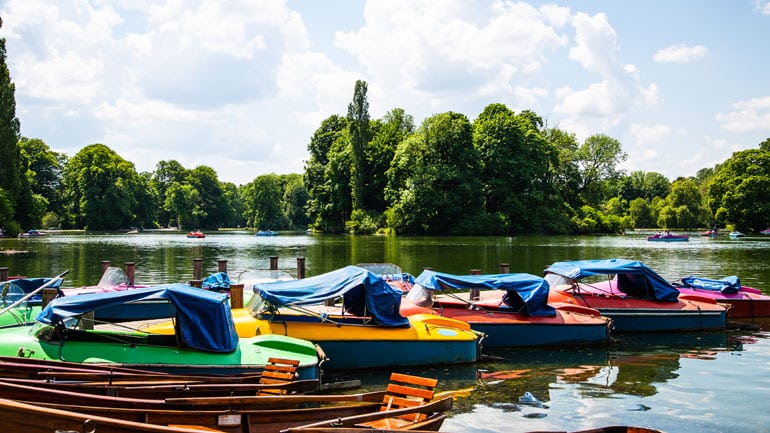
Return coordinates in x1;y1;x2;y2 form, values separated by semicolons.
0;325;320;379
0;305;40;328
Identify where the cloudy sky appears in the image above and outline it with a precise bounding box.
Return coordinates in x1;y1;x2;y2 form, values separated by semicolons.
1;0;769;186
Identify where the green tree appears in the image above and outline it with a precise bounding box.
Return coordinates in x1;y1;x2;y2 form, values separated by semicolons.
187;166;227;229
163;182;200;229
19;138;66;210
385;112;484;234
365;108;414;213
221;182;244;228
62;144;142;230
544;128;581;210
628;197;655;228
347;80;370;211
760;137;770;151
473;104;554;233
151;160;188;227
282;174;309;229
0;28;24;233
320;138;354;232
707;146;770;231
241;174;288;230
576;134;627;206
304;115;349;232
0;187;18;234
131;172;159;229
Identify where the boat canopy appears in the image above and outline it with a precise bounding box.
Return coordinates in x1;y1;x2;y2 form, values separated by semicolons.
544;259;680;302
1;277;63;305
412;270;556;317
679;275;741;294
253;265;409;327
36;284;238;353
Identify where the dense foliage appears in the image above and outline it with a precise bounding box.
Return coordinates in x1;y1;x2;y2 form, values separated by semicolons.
0;32;768;236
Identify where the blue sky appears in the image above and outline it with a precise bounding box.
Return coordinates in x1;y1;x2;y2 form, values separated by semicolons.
1;0;769;185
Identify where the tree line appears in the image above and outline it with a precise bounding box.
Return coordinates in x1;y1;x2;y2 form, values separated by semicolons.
1;27;768;234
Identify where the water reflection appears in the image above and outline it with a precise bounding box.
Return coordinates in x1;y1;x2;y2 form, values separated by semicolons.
4;233;770;433
437;329;766;433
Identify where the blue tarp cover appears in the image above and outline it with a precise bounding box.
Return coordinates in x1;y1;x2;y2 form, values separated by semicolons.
544;259;680;302
36;284;238;353
202;272;231;292
1;277;64;305
254;265;409;327
413;270;556;317
680;275;741;294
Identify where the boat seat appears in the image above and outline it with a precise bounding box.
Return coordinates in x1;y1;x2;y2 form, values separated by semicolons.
256;357;300;395
357;372;438;430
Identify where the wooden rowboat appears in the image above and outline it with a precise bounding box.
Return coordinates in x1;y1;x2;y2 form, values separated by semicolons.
0;380;385;411
0;397;220;433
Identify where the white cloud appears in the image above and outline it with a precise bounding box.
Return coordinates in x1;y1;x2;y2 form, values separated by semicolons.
653;44;709;63
630;123;672;145
554;12;660;138
716;96;770;132
755;0;770;15
334;0;569;115
568;12;618;75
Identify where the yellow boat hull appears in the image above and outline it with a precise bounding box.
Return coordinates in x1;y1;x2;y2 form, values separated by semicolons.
145;310;481;370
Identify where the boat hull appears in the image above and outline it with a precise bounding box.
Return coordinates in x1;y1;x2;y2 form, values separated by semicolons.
433;309;610;347
145;310;482;371
0;325;321;378
0;306;37;328
676;288;770;318
549;293;727;332
247;312;481;370
592;307;726;332
647;236;688;242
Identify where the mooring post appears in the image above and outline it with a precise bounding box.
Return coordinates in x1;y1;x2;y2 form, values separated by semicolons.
125;262;135;286
217;259;228;273
499;263;510;273
270;256;279;271
230;283;244;309
469;268;481;300
190;258;203;286
296;257;305;279
42;288;58;308
100;260;112;274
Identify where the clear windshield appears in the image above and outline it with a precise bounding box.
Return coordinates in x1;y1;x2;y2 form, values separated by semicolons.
237;269;294;289
356;263;404;281
404;283;434;307
1;282;27;308
245;291;270;317
544;273;573;291
97;267;130;288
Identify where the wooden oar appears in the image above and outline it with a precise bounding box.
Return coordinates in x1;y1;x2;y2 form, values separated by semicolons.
0;270;69;315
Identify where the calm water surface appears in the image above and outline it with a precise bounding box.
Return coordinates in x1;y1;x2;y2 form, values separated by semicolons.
2;231;770;433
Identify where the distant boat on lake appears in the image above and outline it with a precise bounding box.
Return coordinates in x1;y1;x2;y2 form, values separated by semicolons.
647;231;688;242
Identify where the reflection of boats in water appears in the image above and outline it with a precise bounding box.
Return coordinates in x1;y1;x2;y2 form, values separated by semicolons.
437;329;733;415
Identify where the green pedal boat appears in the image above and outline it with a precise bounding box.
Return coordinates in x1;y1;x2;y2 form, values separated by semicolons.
0;284;322;379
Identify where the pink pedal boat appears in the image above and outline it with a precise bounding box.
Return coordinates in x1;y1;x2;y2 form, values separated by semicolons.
672;275;770;319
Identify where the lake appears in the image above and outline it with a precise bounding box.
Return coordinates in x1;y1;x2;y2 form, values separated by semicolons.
2;230;770;433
